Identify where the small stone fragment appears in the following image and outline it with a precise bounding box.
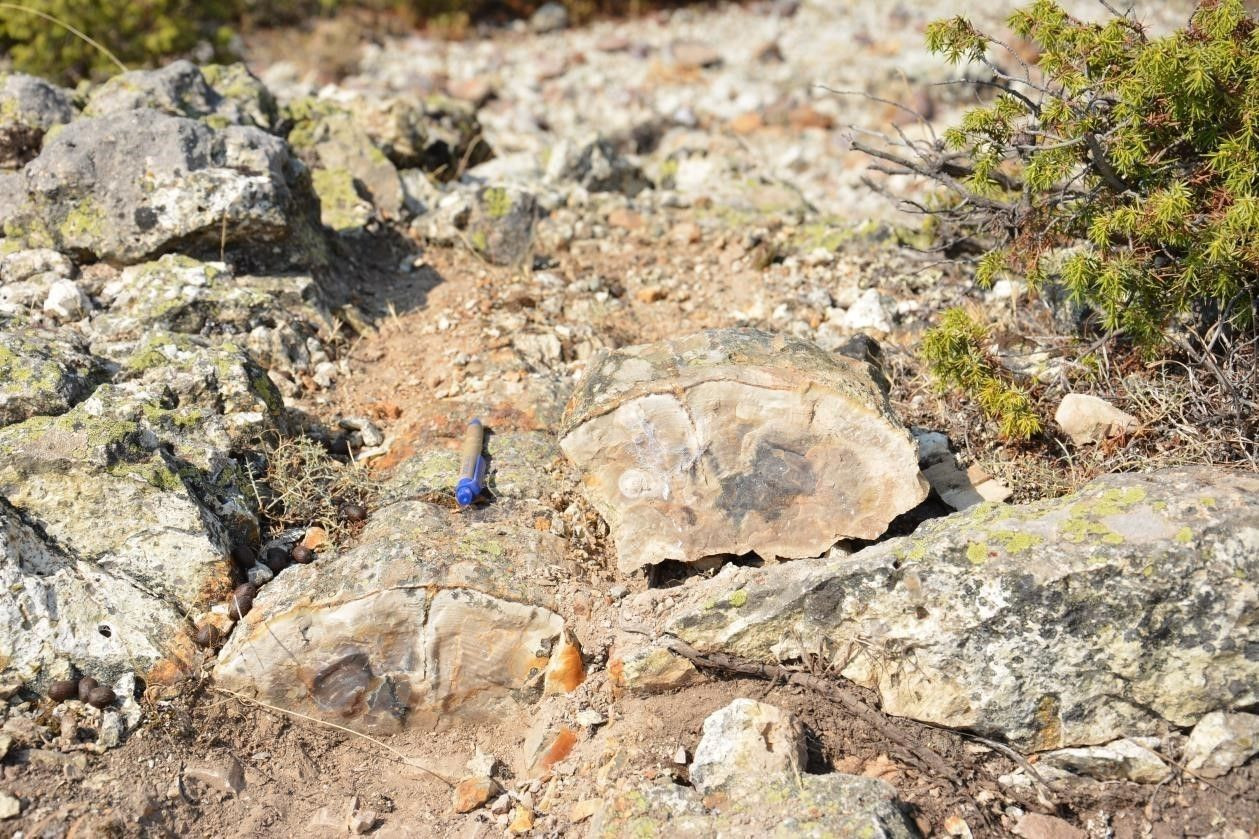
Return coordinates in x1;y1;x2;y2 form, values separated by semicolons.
841;288;894;334
1014;812;1087;839
453;776;499;813
610;645;702;694
1183;711;1259;778
575;709;605;728
97;711;125;749
508;805;534;834
42;279;90;322
184;754;246;795
690;699;808;795
0;791;20;820
301;526;329;551
348;808;377;834
529;1;569;33
569;798;601;823
1054;394;1138;445
1038;737;1170;783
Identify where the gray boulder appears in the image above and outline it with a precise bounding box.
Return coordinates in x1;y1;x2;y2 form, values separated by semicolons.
2;109;324;267
638;466;1258;750
0;328;105;426
84;60;279;131
0;73;76;169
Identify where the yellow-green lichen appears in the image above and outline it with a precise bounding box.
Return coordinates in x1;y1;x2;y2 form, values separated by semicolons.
966;542;989;564
1174;526;1193;544
988;530;1042;554
482;187;513;219
311;168;369;231
57;198;108;243
729;589;748;608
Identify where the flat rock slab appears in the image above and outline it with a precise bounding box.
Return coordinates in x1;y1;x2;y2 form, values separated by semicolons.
214;496;580;734
560;328;925;573
637;466;1258;750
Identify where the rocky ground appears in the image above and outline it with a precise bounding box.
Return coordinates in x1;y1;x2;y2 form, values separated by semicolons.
1;0;1257;837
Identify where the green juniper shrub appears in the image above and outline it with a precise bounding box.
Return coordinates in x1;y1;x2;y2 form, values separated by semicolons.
876;0;1259;437
921;308;1043;440
921;0;1259;344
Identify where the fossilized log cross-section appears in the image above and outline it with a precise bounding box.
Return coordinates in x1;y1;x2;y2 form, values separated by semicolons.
559;328;926;573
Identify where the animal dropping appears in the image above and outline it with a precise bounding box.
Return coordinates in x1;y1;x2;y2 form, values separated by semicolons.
560;328;926;573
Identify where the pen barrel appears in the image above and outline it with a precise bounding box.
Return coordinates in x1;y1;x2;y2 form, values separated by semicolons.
458;421;484;481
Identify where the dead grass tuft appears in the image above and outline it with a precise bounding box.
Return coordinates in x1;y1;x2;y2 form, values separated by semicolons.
251;435;377;546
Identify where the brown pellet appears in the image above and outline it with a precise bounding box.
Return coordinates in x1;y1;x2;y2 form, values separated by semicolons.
262;546;289;573
194;624;220;648
77;676;98;703
49;679;78;703
234;582;258;601
230;544;256;569
231;594;254;619
339;503;367;523
290;544;313;564
86;686;116;708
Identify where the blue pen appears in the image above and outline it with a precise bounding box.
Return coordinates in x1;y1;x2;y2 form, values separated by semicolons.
455;419;487;507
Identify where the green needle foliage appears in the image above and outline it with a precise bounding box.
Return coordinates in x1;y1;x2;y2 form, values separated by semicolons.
921;0;1259;346
922;309;1042;439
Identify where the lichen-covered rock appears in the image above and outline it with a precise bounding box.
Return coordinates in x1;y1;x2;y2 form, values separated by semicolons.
589;773;918;839
0;328;105;426
0;398;238;688
544;136;651;196
0;73;75;169
466;185;538;267
286;98;404;221
647;466;1258;750
344;94;492;175
91;255;323;341
214;494;582;734
83;61;279;132
690;699;809;794
2;109;324;267
560;328;926;573
85;255;334;392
